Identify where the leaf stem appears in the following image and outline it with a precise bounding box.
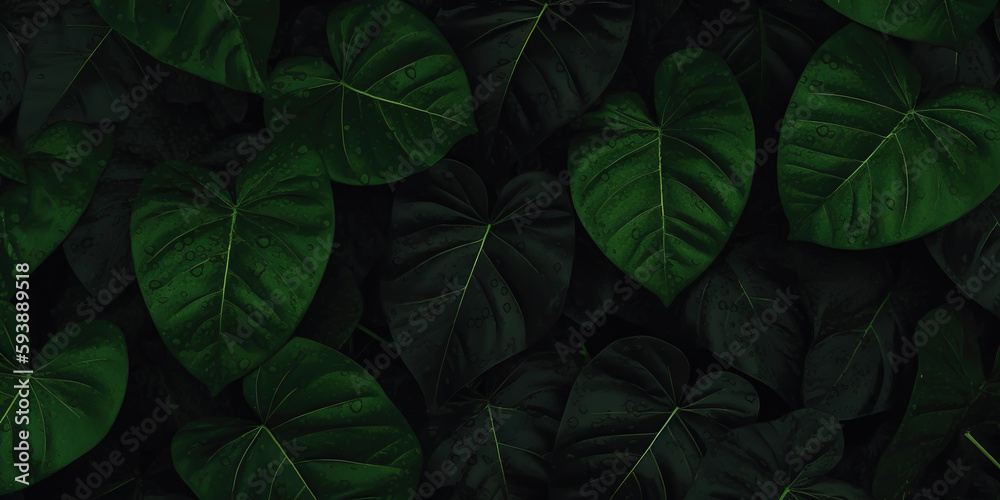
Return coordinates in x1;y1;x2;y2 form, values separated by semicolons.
965;431;1000;471
356;324;385;343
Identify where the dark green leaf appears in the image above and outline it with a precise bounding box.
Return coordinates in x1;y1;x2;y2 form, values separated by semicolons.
63;152;150;296
872;305;1000;499
435;0;634;164
925;187;1000;317
685;408;869;500
130;143;334;393
171;337;422;500
777;23;1000;248
90;0;278;94
266;0;476;185
381;160;574;408
425;349;582;499
569;50;755;307
18;3;143;139
0;121;113;300
681;235;810;406
821;0;997;49
551;337;759;499
0;302;129;494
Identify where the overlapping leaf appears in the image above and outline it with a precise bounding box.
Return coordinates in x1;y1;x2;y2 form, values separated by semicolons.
569;50;755;307
91;0;278;94
131;141;334;393
0;302;128;494
381;161;574;408
551;337;759;499
778;23;1000;248
685;409;869;499
435;0;634;165
821;0;997;49
873;306;1000;499
172;338;422;499
266;0;476;185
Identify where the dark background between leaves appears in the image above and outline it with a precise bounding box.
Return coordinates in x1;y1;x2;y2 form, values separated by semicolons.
1;0;1000;498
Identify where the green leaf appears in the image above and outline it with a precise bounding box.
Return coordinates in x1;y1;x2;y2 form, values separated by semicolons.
718;0;822;132
872;306;1000;500
0;121;113;300
777;23;1000;249
924;187;1000;317
802;291;909;420
685;409;869;500
681;235;810;406
0;302;129;494
17;3;143;139
551;337;759;499
130;143;335;394
820;0;997;50
265;0;476;185
171;337;422;500
569;50;755;307
63;152;150;296
435;0;634;164
426;349;582;499
90;0;278;94
380;161;574;408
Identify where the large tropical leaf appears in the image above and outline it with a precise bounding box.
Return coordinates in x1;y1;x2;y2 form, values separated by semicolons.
425;349;582;499
18;1;143;139
550;337;759;499
90;0;278;94
380;160;574;409
685;409;870;500
0;122;113;300
435;0;634;165
0;302;128;494
924;186;1000;318
172;337;422;500
130;141;335;394
569;50;755;307
872;306;1000;499
680;235;810;406
63;152;150;296
820;0;997;50
266;0;476;185
718;0;824;133
777;23;1000;249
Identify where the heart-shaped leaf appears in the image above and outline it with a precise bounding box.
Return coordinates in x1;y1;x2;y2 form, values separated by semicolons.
820;0;997;50
17;2;144;139
90;0;278;94
680;235;810;406
381;160;574;408
425;349;582;499
266;0;476;185
435;0;634;165
171;337;422;499
0;302;128;494
0;121;113;300
130;142;334;393
873;305;1000;499
685;408;869;500
551;337;759;500
569;50;755;307
777;23;1000;249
